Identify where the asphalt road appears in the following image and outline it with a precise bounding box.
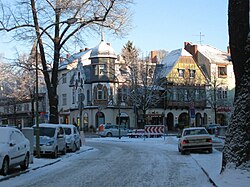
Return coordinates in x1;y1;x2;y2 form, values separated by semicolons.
0;138;214;187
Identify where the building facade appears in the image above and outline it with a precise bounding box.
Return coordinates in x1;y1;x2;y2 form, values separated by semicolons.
184;42;235;125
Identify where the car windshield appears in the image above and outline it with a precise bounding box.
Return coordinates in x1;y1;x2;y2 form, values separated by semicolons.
0;130;9;143
34;127;55;137
63;128;71;135
184;129;208;136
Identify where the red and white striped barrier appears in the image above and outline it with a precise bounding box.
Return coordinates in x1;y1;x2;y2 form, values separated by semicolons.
144;125;165;138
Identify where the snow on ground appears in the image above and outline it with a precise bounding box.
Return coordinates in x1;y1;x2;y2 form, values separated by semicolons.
88;136;250;187
0;136;249;187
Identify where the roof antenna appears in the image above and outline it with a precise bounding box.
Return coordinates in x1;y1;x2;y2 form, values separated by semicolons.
193;32;205;44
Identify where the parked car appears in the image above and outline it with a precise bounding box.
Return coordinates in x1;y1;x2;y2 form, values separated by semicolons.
0;126;30;176
205;124;220;134
215;126;228;139
60;124;82;152
178;127;213;155
33;124;66;158
97;123;130;137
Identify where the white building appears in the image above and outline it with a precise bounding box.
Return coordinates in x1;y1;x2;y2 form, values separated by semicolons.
56;38;135;131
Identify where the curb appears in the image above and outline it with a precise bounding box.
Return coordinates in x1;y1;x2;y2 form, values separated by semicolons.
192;157;218;187
0;147;93;182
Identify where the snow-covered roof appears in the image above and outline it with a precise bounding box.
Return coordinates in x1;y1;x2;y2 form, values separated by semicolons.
197;44;231;64
90;40;117;59
159;48;192;78
59;49;92;70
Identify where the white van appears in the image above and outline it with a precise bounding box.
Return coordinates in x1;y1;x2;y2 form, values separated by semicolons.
33;124;66;158
60;124;82;152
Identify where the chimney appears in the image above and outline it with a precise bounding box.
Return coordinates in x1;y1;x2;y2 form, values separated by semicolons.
227;46;231;55
107;43;110;46
66;54;70;58
60;57;64;63
85;47;89;51
80;49;84;52
151;51;158;63
184;42;198;62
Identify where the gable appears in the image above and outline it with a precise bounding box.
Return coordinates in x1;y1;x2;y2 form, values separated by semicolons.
167;56;207;85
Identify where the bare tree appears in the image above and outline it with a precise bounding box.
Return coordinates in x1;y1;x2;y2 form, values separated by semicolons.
0;0;133;124
0;58;36;125
222;0;250;171
121;41;161;128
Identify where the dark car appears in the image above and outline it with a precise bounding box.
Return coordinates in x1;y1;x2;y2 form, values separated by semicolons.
205;124;220;134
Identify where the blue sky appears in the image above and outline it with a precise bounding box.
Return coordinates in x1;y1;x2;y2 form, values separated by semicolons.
111;0;229;55
0;0;229;59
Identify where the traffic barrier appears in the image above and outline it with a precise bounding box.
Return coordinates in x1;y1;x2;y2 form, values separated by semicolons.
144;125;165;138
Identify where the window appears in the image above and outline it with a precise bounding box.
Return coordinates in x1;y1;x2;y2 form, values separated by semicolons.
189;69;196;78
16;104;22;112
62;94;67;106
218;66;227;77
24;104;29;111
62;73;67;84
72;89;75;104
99;65;105;75
217;87;228;100
98;90;103;100
87;90;90;103
178;69;185;78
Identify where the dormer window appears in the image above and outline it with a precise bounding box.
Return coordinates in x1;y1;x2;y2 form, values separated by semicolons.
189;69;196;78
178;69;185;78
218;66;227;77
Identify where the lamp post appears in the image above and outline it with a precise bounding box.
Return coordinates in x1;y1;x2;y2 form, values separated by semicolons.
111;73;121;139
35;17;82;157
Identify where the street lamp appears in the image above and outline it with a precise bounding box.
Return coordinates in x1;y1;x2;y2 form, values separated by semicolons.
35;17;82;157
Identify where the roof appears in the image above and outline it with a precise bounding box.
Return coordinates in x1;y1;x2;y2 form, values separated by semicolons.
197;44;231;64
159;48;192;78
90;40;117;59
59;49;92;70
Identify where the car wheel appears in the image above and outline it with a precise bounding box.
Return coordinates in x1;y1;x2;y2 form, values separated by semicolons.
1;157;9;176
79;140;82;147
20;153;29;170
181;149;186;155
52;147;58;158
72;143;77;152
208;148;213;153
77;140;82;150
62;146;66;155
106;132;112;137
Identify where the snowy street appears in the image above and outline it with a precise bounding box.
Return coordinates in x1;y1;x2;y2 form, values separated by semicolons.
0;136;249;187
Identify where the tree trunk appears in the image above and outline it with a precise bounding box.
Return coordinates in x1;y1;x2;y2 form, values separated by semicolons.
222;0;250;171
